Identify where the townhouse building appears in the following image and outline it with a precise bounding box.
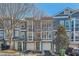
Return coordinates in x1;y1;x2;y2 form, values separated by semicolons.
0;17;53;52
53;8;79;49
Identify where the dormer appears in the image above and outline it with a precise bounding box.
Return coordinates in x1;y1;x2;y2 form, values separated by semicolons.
64;9;70;15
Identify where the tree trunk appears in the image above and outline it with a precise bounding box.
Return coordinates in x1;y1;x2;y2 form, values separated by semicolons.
8;29;13;50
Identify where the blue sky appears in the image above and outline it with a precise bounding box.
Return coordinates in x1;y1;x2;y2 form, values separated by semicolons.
36;3;79;16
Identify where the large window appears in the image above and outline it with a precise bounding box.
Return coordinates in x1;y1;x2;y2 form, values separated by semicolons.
27;21;32;31
35;32;41;39
20;31;26;38
20;22;26;29
34;21;41;31
47;32;52;39
65;20;70;30
75;36;79;41
42;32;47;39
47;20;53;30
42;20;47;31
75;20;79;31
64;9;70;15
14;30;19;37
27;32;33;40
60;20;64;25
0;30;4;38
42;31;52;40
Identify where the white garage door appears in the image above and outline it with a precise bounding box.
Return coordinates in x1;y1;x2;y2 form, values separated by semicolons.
42;42;51;50
27;43;35;50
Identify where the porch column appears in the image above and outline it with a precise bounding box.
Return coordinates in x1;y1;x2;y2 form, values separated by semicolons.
21;41;23;51
40;41;42;51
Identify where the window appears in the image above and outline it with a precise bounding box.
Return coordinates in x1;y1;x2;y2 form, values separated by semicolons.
0;30;4;38
47;32;52;39
34;21;41;31
42;21;47;31
65;20;70;30
75;36;79;41
60;20;64;25
71;21;74;31
14;30;19;37
75;20;79;31
47;21;53;30
71;32;74;40
20;31;26;38
42;32;47;39
35;32;41;39
64;9;70;14
27;21;32;31
27;32;33;40
21;22;26;29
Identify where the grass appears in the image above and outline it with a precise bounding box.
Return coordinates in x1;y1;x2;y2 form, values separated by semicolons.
0;50;17;54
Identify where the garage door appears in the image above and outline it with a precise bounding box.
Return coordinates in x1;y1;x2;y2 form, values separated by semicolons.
42;42;51;50
27;43;35;50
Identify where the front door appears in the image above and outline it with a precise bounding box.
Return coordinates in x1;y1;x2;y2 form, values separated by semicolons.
23;42;26;51
36;42;40;51
18;42;22;51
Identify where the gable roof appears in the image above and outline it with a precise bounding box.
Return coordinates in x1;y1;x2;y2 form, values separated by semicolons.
71;9;79;17
55;8;74;17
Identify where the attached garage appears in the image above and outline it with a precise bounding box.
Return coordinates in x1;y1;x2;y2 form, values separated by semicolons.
42;42;52;51
27;42;35;50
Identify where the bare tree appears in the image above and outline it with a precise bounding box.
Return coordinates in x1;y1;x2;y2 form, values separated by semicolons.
0;3;35;49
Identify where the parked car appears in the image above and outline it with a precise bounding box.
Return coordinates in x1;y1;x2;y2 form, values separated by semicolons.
42;50;53;56
74;48;79;56
65;47;75;56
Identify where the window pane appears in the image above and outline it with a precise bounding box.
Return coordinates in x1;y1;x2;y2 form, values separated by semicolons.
27;32;33;40
0;30;4;38
20;31;26;38
14;30;19;37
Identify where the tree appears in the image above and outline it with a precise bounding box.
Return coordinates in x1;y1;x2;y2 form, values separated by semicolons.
55;25;69;53
0;3;35;49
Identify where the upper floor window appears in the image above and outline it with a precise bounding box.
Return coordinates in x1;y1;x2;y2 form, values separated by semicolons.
27;21;32;31
60;20;64;25
14;30;19;37
42;32;47;39
0;30;4;38
33;21;41;31
65;20;70;30
75;36;79;41
20;31;26;38
35;32;41;39
47;32;52;39
27;32;33;40
21;22;26;29
64;9;70;15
